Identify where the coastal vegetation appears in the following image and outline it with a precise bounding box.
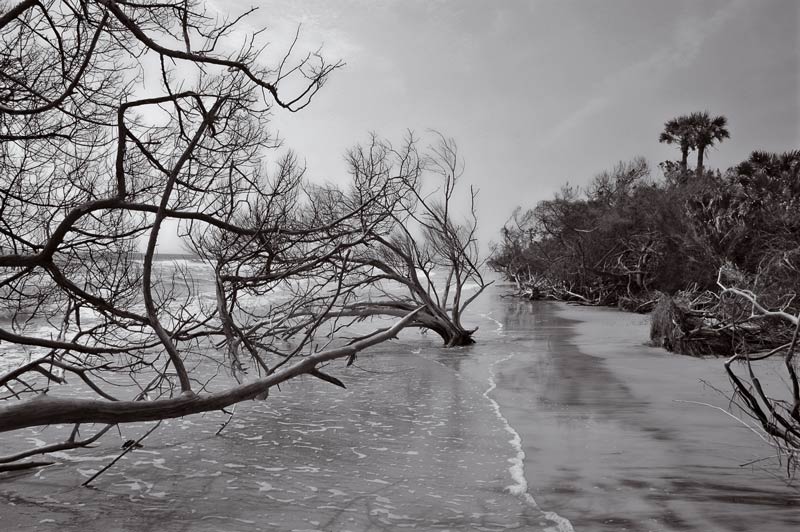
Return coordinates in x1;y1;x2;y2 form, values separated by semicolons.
490;114;800;475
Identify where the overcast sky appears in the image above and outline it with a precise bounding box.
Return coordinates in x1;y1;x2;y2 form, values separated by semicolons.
221;0;799;249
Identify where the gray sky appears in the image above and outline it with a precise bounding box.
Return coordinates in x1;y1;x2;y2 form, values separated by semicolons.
220;0;799;250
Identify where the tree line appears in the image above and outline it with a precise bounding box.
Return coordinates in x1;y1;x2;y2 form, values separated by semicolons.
490;111;798;318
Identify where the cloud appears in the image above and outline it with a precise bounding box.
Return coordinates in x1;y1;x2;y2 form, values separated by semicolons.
534;0;748;153
205;0;363;64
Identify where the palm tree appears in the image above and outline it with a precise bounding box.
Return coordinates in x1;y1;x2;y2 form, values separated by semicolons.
736;149;800;197
688;111;729;177
737;149;800;178
659;115;695;171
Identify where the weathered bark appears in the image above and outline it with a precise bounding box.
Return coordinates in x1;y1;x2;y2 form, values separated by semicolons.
0;461;54;472
332;302;476;346
418;314;476;347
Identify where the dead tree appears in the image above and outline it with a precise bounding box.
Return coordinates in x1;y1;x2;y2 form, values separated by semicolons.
717;272;800;475
0;0;418;470
334;133;489;347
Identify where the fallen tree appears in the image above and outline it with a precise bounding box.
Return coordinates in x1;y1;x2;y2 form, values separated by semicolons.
718;277;800;476
334;133;490;347
0;310;420;434
647;265;798;474
649;291;733;356
649;285;794;358
0;0;418;471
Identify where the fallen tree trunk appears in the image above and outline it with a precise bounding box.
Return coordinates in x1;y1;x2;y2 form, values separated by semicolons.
0;308;421;433
333;301;477;347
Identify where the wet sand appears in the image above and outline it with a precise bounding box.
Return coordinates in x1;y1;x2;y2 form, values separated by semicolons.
491;298;800;531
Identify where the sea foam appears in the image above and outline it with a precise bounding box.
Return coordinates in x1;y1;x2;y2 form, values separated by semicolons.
483;352;575;532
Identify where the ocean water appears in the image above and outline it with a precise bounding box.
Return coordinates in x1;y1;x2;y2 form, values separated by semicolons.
1;278;799;531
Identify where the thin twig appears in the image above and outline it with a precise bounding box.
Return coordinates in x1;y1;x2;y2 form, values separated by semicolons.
82;420;162;487
215;405;236;435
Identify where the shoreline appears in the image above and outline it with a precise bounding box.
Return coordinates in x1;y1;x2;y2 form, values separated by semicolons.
491;299;800;531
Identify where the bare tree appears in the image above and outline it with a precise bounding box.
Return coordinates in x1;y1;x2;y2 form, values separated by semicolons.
717;272;800;475
330;133;489;347
0;0;419;470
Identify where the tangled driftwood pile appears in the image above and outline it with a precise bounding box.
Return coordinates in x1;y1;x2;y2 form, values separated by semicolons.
649;291;790;357
650;294;729;356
